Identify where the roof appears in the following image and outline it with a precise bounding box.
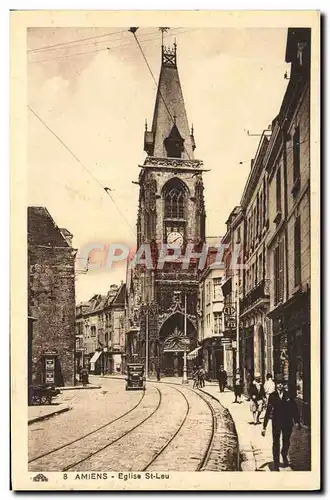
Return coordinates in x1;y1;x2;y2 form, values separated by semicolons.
28;207;71;247
83;294;107;315
108;282;126;308
148;44;194;159
240;133;270;208
285;28;311;63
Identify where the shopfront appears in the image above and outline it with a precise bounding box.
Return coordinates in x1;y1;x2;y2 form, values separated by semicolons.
270;290;310;425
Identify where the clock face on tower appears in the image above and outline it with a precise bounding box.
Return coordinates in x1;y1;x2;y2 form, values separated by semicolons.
167;231;184;247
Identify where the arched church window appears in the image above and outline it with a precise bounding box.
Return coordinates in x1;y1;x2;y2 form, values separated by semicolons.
165;188;184;218
163;178;187;219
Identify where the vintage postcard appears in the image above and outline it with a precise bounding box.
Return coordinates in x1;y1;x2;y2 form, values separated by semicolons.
11;10;320;491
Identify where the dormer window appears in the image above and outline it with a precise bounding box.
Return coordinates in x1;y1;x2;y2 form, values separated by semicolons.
164;123;184;158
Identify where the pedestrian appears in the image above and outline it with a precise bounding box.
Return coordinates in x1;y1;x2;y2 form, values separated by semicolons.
261;374;300;471
156;365;161;382
249;374;266;424
192;367;199;389
218;365;227;393
264;373;275;401
198;366;205;388
233;369;242;403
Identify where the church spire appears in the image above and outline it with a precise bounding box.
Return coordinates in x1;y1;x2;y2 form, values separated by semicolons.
144;36;195;160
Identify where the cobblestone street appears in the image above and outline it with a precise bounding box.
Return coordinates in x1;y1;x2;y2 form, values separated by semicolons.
28;377;238;472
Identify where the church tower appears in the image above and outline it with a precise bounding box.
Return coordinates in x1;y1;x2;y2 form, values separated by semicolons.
127;40;206;377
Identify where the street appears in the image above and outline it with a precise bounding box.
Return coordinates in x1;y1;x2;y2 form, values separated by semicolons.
28;377;238;472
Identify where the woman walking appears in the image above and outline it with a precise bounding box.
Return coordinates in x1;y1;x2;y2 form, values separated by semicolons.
249;374;266;424
233;369;242;403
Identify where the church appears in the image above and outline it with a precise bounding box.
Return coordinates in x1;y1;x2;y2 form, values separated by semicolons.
125;40;207;377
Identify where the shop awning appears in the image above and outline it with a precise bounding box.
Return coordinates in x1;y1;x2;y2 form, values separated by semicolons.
90;351;102;364
187;346;202;360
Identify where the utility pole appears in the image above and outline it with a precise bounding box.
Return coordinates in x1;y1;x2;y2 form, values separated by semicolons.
145;307;149;380
182;293;188;384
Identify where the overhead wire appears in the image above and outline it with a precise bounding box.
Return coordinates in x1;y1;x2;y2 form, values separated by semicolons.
27;29;127;53
28;28;197;65
27;105;135;235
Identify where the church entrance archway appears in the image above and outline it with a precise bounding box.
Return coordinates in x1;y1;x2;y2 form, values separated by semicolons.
159;312;197;377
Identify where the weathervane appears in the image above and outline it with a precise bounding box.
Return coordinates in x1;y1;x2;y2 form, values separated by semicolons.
159;27;170;47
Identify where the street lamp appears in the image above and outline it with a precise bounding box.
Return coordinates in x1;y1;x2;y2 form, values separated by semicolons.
182;293;188;384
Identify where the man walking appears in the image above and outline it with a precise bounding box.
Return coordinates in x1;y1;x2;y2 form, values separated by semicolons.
264;373;275;401
218;365;227;393
261;374;300;471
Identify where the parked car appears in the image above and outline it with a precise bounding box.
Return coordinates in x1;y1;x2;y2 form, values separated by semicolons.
125;363;146;391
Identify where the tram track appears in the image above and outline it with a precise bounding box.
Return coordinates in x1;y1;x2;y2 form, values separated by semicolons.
140;382;216;471
29;381;220;472
154;382;216;471
142;384;191;471
29;387;148;466
62;386;162;471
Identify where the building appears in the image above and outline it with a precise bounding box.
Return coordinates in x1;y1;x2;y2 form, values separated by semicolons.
220;208;244;387
105;283;126;373
197;237;225;381
75;301;89;373
126;41;206;377
266;28;311;424
239;133;273;390
28;207;76;389
76;283;126;375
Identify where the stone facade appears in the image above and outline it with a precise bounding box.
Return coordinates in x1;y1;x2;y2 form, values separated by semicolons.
28;207;76;387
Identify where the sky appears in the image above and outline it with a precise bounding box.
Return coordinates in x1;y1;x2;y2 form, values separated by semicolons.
27;27;290;302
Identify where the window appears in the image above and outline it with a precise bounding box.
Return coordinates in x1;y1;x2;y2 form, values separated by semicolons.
165;188;184;218
91;325;96;337
259;253;263;283
163;178;187;219
236;227;241;244
263;177;267;226
274;240;284;305
276;167;282;214
214;313;222;334
255;259;258;286
251;263;255;288
213;278;222;300
256;194;259;237
294;216;301;287
293;126;301;190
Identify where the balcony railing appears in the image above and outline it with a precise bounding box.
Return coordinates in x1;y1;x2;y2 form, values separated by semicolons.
240;279;270;313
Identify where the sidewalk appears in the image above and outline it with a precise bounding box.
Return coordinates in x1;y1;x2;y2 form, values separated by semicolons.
60;383;101;390
200;383;311;472
28;403;71;425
